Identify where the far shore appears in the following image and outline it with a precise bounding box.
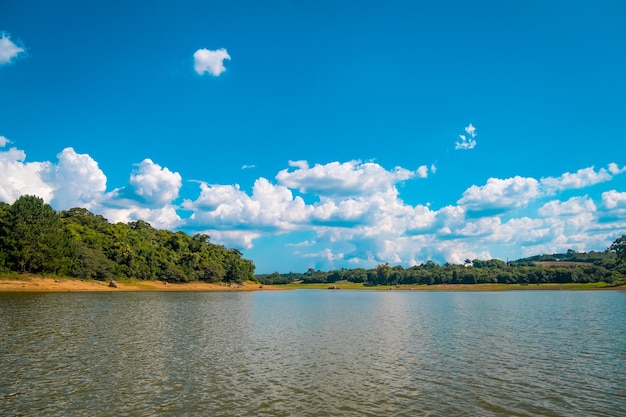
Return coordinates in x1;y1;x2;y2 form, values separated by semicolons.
285;281;626;291
1;275;625;292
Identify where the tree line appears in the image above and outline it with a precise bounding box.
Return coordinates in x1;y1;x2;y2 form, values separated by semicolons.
256;237;626;286
0;195;255;283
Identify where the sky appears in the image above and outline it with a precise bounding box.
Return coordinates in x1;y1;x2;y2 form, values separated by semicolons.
1;0;625;274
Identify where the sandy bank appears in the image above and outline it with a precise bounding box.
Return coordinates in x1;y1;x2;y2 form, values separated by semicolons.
0;276;280;292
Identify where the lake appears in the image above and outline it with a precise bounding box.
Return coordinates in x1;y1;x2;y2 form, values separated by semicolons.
1;290;625;416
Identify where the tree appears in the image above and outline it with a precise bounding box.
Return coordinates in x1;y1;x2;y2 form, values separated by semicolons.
367;263;391;286
609;235;626;262
1;196;76;274
224;249;254;283
0;202;10;271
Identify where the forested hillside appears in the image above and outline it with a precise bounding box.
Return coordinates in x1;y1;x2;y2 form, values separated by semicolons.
257;238;626;286
0;195;255;283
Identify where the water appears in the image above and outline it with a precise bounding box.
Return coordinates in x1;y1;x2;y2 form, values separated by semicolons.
1;290;625;416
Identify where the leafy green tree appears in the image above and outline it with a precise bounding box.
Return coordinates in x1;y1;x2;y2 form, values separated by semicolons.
0;202;10;271
74;242;117;280
1;196;76;274
609;235;626;262
366;263;391;286
346;268;367;283
224;249;255;283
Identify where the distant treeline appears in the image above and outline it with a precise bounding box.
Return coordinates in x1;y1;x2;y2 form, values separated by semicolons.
0;195;255;283
256;242;626;286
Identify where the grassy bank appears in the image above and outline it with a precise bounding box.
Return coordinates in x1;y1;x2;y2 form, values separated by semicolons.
281;281;626;291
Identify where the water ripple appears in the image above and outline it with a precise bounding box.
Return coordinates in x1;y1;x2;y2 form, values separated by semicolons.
1;290;625;416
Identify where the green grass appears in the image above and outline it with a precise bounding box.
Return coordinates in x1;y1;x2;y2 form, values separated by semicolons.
276;281;624;291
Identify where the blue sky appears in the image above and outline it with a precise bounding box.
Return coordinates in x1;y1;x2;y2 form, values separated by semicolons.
1;0;625;273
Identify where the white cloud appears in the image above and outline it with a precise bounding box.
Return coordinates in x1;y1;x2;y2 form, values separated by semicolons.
99;205;182;230
203;230;262;250
456;216;501;237
0;33;25;65
538;196;596;217
0;136;9;147
455;123;477;150
193;48;231;76
431;205;466;232
288;160;309;170
285;240;316;248
42;147;107;209
129;159;182;205
416;165;429;178
540;166;613;192
458;176;540;212
0;144;182;227
276;160;421;197
602;190;626;210
601;190;626;223
456;164;622;215
0;145;52;203
184;178;311;230
516;195;600;255
607;163;626;175
182;160;436;263
489;217;548;244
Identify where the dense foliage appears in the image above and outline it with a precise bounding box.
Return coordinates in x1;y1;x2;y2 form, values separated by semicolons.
257;237;626;286
0;196;255;283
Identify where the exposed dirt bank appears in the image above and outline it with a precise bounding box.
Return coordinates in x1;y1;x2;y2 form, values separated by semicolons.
0;276;280;292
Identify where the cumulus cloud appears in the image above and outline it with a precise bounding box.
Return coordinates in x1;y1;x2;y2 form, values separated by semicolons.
0;143;186;229
455;123;477;150
0;136;9;147
0;144;52;203
0;33;25;65
193;48;230;76
276;160;424;197
602;190;626;210
99;205;182;230
83;158;184;230
129;159;182;205
184;178;311;230
540;166;613;193
181;160;437;264
608;163;626;175
457;164;623;216
207;230;262;250
534;197;598;253
42;147;107;209
457;176;541;212
538;196;596;217
489;217;548;245
181;157;623;269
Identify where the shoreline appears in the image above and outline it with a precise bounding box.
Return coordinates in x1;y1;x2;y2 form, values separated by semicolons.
287;282;626;291
0;276;281;292
1;276;624;292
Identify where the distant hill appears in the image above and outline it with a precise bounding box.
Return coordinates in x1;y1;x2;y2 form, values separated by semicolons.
512;250;616;266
